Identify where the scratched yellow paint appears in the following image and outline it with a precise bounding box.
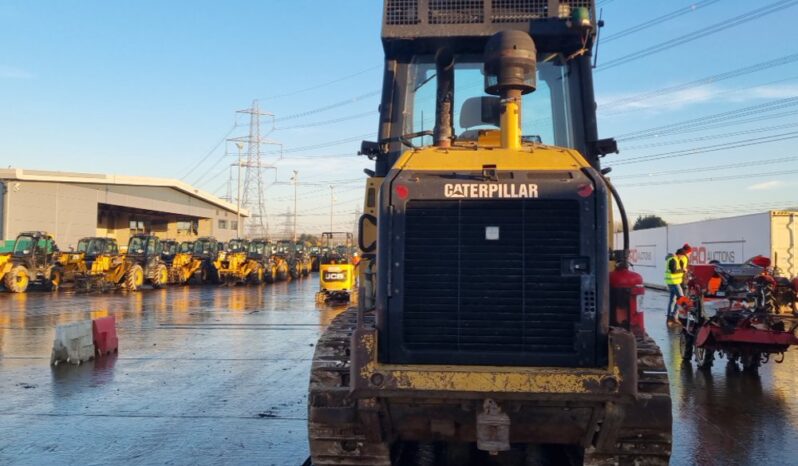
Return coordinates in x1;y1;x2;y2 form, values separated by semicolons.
358;334;621;394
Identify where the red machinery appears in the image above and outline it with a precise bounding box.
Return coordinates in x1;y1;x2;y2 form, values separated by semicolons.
678;259;798;371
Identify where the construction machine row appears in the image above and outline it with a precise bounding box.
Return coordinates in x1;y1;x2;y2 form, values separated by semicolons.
0;231;313;293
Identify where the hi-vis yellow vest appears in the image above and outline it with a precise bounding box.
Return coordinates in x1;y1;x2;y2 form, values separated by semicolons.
664;255;685;285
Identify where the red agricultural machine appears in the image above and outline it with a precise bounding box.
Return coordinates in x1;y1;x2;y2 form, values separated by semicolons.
678;256;798;372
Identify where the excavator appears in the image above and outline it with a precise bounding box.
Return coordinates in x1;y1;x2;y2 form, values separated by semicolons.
307;2;672;465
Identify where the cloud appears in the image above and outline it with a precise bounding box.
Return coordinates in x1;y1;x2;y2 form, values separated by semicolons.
746;180;785;191
0;66;34;79
597;83;798;116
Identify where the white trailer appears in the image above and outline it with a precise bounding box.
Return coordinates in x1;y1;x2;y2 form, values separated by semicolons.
615;211;798;288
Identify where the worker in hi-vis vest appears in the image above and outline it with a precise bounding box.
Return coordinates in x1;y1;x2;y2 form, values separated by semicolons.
665;244;692;324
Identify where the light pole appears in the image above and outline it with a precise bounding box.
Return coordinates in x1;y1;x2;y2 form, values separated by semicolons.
329;185;335;232
291;170;298;242
235;142;244;238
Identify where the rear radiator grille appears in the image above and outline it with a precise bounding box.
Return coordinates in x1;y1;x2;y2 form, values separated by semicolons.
429;0;485;24
403;199;583;355
385;0;421;25
384;0;595;26
491;0;548;23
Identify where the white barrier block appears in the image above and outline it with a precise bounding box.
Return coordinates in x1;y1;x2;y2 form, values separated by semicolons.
50;320;95;365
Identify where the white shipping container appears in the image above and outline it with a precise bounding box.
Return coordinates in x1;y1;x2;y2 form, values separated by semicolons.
614;211;798;288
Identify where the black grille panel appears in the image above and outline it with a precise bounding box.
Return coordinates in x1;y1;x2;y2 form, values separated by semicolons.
403;199;583;360
429;0;485;24
384;0;595;28
386;0;420;25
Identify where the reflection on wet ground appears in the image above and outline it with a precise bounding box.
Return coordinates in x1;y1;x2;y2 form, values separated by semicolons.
2;282;798;465
644;291;798;465
0;276;343;465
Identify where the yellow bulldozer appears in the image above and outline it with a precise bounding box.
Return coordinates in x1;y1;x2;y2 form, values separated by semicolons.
306;2;672;465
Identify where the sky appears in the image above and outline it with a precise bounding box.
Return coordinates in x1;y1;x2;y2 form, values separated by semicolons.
1;0;797;233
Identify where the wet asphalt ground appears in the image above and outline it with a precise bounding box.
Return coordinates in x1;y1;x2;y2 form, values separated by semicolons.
2;279;798;465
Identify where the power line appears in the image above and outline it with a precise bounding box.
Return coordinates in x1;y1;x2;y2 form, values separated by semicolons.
626;109;798;142
611;155;798;179
628;200;798;216
613;131;798;165
274;91;381;122
620;122;798;150
264;132;375;155
180;124;237;181
616;167;798;188
600;52;798;112
602;0;722;44
258;65;381;101
192;158;230;188
596;0;798;72
278;153;360;160
275;111;374;130
615;96;798;141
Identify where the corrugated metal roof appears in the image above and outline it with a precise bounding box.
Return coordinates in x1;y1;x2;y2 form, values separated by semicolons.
0;168;249;217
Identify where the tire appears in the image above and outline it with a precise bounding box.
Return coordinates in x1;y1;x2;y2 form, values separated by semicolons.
150;264;168;289
248;265;264;285
276;267;288;282
202;267;221;285
741;352;761;372
4;265;29;293
124;264;145;291
202;266;220;284
290;263;300;279
695;346;714;370
264;266;275;284
679;331;694;361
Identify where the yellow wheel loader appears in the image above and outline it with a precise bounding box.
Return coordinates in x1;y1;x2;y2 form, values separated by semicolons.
307;2;672;465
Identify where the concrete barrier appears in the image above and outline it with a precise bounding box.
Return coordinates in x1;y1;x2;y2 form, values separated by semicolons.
92;316;118;356
50;320;94;365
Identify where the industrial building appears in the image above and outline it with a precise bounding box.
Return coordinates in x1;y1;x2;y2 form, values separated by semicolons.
0;168;248;249
617;210;798;288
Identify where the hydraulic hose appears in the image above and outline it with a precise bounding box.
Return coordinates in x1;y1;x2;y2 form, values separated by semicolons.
603;175;629;266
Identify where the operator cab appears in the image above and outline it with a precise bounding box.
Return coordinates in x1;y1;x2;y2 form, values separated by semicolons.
226;239;249;254
367;2;613;177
